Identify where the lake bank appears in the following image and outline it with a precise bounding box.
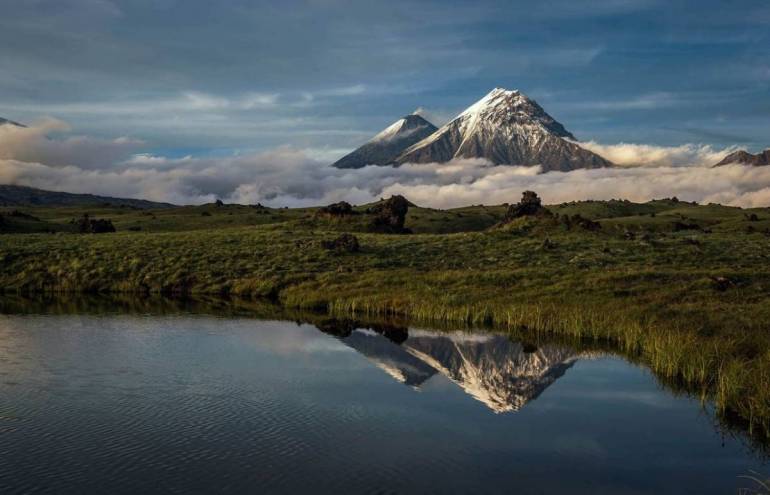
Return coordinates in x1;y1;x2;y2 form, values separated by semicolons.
1;198;769;441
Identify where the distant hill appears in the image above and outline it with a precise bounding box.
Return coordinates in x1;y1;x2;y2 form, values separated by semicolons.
0;117;25;127
714;149;770;167
0;185;173;209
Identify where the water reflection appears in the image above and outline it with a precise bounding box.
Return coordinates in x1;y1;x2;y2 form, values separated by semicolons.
0;298;768;494
318;319;588;412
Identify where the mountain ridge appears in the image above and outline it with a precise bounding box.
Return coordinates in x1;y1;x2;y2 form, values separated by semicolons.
0;184;173;209
714;149;770;167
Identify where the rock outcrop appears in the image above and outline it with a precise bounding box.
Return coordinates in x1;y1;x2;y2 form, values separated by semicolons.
369;195;411;233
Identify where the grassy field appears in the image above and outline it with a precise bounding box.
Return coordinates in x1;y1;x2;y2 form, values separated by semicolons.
1;195;770;438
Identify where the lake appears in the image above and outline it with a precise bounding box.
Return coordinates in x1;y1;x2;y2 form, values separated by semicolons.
0;305;767;494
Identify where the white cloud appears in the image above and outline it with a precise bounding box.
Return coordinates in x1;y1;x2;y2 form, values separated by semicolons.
576;140;733;167
1;120;769;209
0;118;142;169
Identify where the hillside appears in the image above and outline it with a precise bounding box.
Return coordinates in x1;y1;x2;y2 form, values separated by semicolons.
0;185;174;209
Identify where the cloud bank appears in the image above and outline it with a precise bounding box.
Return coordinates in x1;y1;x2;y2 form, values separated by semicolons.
1;121;770;209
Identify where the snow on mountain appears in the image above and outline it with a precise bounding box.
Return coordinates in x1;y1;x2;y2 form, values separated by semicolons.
402;331;583;413
395;88;612;172
331;114;438;169
319;321;596;413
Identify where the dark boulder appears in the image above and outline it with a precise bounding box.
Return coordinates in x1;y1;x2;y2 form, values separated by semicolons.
570;214;601;231
75;214;116;234
321;233;360;253
710;276;734;292
369;195;411;233
503;191;550;221
673;221;700;232
317;201;356;217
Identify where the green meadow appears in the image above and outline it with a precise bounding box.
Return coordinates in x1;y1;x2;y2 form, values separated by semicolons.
1;196;770;438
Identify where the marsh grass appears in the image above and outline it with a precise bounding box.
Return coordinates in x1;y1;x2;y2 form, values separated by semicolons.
1;198;770;436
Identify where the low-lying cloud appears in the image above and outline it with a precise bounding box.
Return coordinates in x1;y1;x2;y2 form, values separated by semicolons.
1;120;769;209
0;118;142;169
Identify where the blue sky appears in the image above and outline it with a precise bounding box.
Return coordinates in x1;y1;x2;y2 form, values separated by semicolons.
1;0;769;159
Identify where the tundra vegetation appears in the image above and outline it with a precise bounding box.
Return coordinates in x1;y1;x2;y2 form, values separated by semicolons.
1;192;770;441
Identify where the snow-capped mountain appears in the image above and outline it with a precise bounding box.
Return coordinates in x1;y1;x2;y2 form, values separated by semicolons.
714;149;770;167
331;114;438;169
402;331;582;413
395;88;612;172
318;321;593;413
340;328;438;387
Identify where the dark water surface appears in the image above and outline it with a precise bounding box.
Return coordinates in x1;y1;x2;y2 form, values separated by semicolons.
0;310;767;494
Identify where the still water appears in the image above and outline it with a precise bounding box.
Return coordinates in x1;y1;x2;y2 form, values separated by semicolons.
0;312;766;494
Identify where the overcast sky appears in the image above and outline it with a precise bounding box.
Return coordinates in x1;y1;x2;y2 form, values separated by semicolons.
1;0;769;157
1;0;770;207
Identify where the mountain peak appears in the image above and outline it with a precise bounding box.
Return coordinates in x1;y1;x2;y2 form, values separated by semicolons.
714;149;770;167
395;87;610;171
456;88;575;140
331;114;438;169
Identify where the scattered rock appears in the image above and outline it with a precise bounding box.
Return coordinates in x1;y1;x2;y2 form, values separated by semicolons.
317;201;356;217
710;276;734;292
321;233;360;253
571;214;601;231
369;195;411;233
682;237;701;246
503;191;550;221
75;214;115;234
623;229;636;240
672;221;700;232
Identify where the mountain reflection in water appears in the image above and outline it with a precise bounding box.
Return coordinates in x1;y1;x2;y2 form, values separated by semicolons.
316;319;593;413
